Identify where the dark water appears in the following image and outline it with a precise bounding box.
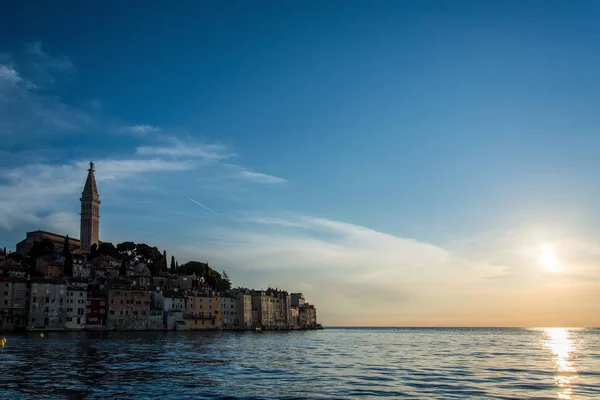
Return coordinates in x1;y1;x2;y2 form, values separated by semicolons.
0;328;599;399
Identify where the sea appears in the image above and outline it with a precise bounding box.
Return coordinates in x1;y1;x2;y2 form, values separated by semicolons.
0;328;598;399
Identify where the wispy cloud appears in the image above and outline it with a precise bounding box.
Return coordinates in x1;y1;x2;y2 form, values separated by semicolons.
237;169;286;184
26;41;75;78
137;138;232;161
0;157;196;231
125;124;162;135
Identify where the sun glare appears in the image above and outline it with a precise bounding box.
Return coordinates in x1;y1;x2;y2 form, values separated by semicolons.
540;245;560;272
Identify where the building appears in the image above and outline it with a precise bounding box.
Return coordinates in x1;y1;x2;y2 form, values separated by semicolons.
0;277;29;331
299;303;318;328
86;291;107;328
156;290;187;330
65;282;87;330
39;262;64;278
251;290;277;329
106;284;151;330
231;288;252;329
16;230;80;256
28;279;67;330
185;291;222;330
80;161;101;252
221;295;236;329
72;255;91;278
291;293;305;308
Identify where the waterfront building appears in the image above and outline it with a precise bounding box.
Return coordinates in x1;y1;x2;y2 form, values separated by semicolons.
221;294;237;329
65;282;87;330
230;288;252;329
106;283;151;330
86;291;107;328
251;290;277;329
28;279;67;330
184;291;222;330
291;293;305;308
155;290;186;330
0;277;29;331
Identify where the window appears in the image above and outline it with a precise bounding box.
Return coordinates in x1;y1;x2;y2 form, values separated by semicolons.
141;311;146;315
100;309;105;313
120;311;123;315
80;292;83;297
100;301;105;306
110;311;115;315
86;300;91;305
33;297;37;302
133;311;138;315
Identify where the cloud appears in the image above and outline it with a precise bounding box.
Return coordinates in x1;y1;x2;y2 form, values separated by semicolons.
237;169;286;184
137;138;232;160
125;124;162;135
0;65;23;84
0;157;196;231
26;41;75;77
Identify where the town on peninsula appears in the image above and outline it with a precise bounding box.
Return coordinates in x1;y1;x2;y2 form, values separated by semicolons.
0;162;320;332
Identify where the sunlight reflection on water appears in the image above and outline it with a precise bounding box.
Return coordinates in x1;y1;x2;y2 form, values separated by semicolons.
543;328;579;400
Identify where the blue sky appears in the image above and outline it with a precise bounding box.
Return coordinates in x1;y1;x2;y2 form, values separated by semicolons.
2;1;600;326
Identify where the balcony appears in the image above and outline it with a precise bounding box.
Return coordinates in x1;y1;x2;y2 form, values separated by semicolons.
183;313;215;320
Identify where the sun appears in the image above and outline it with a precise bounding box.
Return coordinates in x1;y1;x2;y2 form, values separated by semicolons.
540;245;560;272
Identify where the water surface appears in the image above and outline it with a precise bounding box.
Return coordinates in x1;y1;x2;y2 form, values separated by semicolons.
0;328;598;399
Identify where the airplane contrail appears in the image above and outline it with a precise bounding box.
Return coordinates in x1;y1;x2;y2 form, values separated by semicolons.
185;197;220;216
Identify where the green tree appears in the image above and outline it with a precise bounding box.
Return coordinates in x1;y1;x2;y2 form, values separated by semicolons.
98;242;120;259
170;255;176;272
88;243;99;261
219;270;232;292
62;235;70;257
163;250;167;272
119;259;127;277
116;241;136;262
64;251;74;277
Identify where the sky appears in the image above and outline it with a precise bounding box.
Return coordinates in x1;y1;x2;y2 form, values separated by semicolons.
1;0;600;327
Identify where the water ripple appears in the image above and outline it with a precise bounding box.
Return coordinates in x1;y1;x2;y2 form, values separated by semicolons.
0;328;600;399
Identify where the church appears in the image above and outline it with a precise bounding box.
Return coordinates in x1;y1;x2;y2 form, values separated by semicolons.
16;162;101;255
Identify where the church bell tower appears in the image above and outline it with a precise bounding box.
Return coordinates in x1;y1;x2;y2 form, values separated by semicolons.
80;161;100;252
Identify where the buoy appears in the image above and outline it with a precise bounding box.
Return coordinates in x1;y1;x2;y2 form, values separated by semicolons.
40;333;44;338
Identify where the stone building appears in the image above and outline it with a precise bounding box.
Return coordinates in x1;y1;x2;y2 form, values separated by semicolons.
16;230;80;256
0;277;29;331
65;282;87;330
232;289;253;330
28;279;67;330
106;283;151;330
80;161;100;252
86;291;107;328
221;294;237;329
185;291;222;330
154;290;186;330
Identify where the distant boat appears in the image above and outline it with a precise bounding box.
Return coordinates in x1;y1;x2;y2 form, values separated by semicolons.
255;327;262;332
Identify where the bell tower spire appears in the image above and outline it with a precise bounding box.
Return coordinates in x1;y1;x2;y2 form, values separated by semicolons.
80;161;100;252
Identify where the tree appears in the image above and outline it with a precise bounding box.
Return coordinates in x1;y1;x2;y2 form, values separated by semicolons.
64;251;74;277
88;243;99;261
219;270;232;292
116;241;136;262
6;252;23;261
62;235;70;257
2;247;6;255
119;259;127;277
98;242;120;259
162;250;167;272
170;256;176;272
